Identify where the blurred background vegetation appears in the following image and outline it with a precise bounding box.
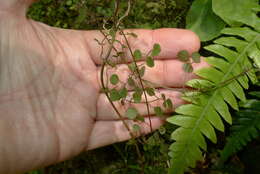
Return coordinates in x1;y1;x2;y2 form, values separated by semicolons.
27;0;192;30
26;0;260;174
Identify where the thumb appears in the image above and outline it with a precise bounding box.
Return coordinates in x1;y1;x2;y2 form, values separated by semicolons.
0;0;37;17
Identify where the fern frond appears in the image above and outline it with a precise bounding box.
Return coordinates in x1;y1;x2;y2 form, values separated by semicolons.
167;26;259;174
219;99;260;163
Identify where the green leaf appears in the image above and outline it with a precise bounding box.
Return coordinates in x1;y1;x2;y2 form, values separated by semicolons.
168;24;258;173
127;77;136;87
212;91;232;124
196;67;224;83
167;115;197;128
132;124;141;131
163;99;173;109
212;0;260;31
249;91;260;99
136;115;145;122
134;49;142;60
183;63;193;73
154;106;163;116
126;107;138;119
220;99;260;163
199;119;217;143
128;62;136;72
220;87;239;110
151;43;161;56
109;89;121;101
227;80;246;102
110;74;119;85
186;0;225;41
191;52;201;63
145;87;155;96
66;0;72;6
119;87;128;98
133;90;142;103
146;56;155;67
139;66;146;77
177;50;189;62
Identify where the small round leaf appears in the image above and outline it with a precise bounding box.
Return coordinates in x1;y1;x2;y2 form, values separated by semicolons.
109;89;121;101
127;77;135;86
134;49;142;60
145;87;155;96
132;124;141;132
133;92;142;103
128;62;136;72
139;66;146;77
191;52;201;63
126;107;138;119
151;43;161;57
154;106;163;116
163;98;173;109
146;56;155;67
110;74;119;85
119;87;128;98
177;50;189;62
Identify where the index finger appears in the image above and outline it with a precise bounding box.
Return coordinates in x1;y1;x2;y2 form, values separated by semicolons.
84;28;200;65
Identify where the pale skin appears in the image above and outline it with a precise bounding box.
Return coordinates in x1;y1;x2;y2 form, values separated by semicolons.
0;0;208;173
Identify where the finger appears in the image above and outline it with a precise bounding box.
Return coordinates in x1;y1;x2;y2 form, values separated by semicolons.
96;89;185;121
86;117;164;150
97;59;209;89
84;28;200;65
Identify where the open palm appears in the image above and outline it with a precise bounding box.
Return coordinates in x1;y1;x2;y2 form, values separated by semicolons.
0;0;207;173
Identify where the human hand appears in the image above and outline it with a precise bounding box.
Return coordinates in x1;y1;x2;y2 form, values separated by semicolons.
0;0;207;173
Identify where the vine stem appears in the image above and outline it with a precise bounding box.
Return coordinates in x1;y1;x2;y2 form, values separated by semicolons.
98;1;145;171
100;34;134;137
120;29;153;132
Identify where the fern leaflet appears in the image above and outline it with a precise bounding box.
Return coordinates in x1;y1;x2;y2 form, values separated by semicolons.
219;95;260;163
167;27;259;174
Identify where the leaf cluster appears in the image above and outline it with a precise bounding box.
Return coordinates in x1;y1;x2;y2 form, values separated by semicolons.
186;0;260;41
219;92;260;164
167;1;259;172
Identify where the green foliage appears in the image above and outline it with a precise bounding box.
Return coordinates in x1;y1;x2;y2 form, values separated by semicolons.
151;43;161;57
27;1;260;174
119;87;128;98
126;107;139;119
177;50;189;62
109;89;121;101
28;0;192;30
146;56;154;68
154;106;163;117
145;87;155;96
186;0;260;41
212;0;260;31
132;124;141;132
191;52;201;63
163;99;173;109
110;74;119;85
133;49;142;60
219;96;260;164
186;0;226;41
167;18;259;174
